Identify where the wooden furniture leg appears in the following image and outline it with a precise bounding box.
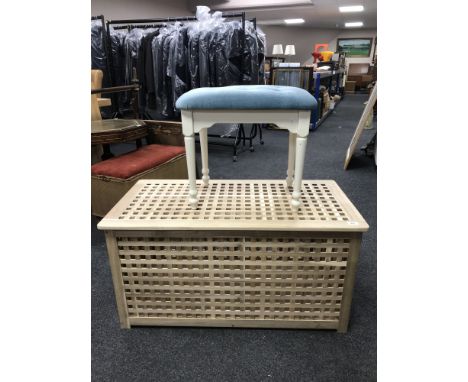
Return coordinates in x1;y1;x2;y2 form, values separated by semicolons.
102;144;114;160
199;128;210;186
286;132;296;187
184;135;198;207
291;135;307;209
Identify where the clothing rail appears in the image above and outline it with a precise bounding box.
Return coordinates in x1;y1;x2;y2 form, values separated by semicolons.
98;12;262;158
107;12;246;29
109;18;256;31
104;12;249;115
103;12;257;120
112;24;166;30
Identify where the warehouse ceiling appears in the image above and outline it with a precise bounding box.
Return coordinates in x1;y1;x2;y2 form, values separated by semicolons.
186;0;377;29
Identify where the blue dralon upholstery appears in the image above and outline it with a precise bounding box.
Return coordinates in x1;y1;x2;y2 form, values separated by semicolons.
175;85;317;111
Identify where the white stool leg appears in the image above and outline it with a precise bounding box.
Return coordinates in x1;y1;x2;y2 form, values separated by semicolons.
199;128;210;186
291;136;307;210
184;134;198;208
286;132;296;187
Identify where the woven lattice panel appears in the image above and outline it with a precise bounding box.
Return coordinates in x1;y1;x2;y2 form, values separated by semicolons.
119;181;347;221
117;235;351;322
98;180;368;232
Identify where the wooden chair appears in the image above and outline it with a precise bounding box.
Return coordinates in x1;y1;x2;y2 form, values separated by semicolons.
91;69;112;108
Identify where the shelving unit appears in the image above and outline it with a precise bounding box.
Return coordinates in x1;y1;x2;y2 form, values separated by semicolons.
311;68;345;130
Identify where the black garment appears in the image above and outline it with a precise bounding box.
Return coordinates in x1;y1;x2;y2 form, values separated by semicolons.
109;30;126;87
188;34;200;89
91;20;110;87
152;32;166;115
136;30;159;109
162;31;175;118
225;24;244;86
171;27;190;107
241;25;259;84
145;31;159;108
208;25;227;87
108;29;128;109
256;28;266;83
198;29;212;87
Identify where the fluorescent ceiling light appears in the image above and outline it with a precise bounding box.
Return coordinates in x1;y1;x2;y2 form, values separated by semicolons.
339;5;364;13
209;1;314;11
284;18;305;24
345;21;363;27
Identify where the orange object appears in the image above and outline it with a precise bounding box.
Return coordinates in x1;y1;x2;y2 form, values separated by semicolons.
314;43;328;53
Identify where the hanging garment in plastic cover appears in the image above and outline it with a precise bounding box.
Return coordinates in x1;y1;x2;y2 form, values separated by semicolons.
241;20;260;84
195;6;218;87
109;28;128;107
187;6;224;88
162;26;178;118
109;28;127;86
209;12;235;87
256;26;266;83
137;29;159;109
123;28;146;85
123;28;156;112
91;20;110;87
223;20;244;86
168;24;190;115
151;25;171;117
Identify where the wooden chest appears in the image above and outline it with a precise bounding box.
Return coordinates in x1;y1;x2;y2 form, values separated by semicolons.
98;180;368;332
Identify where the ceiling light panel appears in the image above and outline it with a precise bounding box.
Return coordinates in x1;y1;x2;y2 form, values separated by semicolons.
339;5;364;13
210;0;314;10
345;21;363;27
284;18;305;24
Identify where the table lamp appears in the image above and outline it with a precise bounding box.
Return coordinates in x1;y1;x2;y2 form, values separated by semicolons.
272;44;284;67
284;44;296;62
272;44;283;55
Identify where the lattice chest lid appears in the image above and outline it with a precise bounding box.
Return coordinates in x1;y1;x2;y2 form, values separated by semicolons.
98;180;368;232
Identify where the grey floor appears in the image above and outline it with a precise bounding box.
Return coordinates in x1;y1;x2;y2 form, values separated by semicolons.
92;94;377;381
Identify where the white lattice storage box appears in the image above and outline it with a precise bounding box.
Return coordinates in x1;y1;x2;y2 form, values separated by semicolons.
98;180;368;332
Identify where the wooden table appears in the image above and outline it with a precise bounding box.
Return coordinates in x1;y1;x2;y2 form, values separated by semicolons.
91;119;148;160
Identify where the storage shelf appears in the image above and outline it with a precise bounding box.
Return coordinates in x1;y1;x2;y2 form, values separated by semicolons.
313;69;344;79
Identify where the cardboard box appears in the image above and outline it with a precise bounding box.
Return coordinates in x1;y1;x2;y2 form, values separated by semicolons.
345;81;356;93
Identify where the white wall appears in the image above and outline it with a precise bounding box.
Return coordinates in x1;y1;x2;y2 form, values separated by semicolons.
260;25;338;65
261;25;376;66
91;0;193;20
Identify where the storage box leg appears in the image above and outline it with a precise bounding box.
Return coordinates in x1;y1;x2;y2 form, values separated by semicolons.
337;233;362;333
104;232;130;329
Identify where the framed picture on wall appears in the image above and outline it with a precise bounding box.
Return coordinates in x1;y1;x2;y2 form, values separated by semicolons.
336;38;373;58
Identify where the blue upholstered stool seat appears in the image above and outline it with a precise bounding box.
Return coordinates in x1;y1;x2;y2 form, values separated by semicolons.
176;85;317;111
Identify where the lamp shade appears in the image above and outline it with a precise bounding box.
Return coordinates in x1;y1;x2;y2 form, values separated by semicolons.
272;44;283;55
284;45;296;56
